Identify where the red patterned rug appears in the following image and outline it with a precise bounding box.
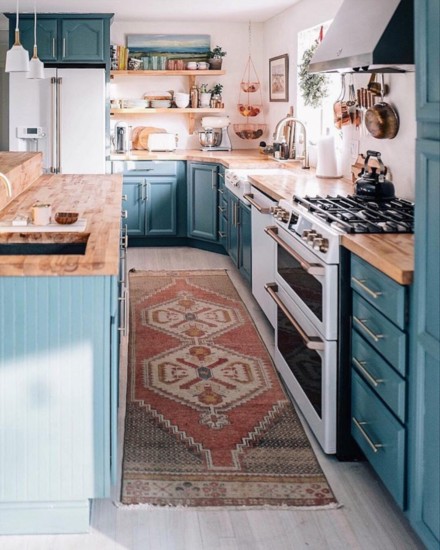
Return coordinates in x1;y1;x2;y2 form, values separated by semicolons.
121;270;337;508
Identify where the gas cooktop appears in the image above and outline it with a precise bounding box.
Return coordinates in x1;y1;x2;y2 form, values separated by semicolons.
292;194;414;234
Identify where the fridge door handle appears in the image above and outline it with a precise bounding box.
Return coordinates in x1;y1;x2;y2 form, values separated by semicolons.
56;77;62;173
50;77;57;173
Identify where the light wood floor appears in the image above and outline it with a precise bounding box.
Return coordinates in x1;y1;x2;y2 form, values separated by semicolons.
0;248;423;550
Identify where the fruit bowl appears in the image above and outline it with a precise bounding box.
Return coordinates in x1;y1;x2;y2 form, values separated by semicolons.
54;212;79;225
240;82;260;93
233;123;267;140
238;104;262;117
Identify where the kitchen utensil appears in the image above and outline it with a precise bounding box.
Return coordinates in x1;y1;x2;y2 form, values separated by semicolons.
347;76;360;126
365;75;399;139
114;121;129;153
147;133;177;151
54;212;79;225
333;74;350;129
200;117;232;150
316;131;341;178
355;150;395;199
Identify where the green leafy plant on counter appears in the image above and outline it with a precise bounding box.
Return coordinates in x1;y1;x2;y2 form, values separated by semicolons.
298;40;328;108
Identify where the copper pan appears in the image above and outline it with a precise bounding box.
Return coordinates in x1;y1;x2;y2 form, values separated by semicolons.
364;75;399;139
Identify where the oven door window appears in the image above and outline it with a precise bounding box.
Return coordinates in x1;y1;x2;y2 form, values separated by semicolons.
277;305;322;418
277;245;323;321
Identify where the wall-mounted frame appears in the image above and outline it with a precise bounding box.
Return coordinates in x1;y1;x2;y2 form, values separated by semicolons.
269;54;289;102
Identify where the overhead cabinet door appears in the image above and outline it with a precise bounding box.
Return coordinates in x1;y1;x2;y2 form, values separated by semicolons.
61;19;105;62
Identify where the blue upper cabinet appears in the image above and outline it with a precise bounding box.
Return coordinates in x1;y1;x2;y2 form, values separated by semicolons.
6;14;113;65
408;1;440;549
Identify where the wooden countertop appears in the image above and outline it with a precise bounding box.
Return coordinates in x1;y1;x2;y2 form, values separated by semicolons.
0;152;43;210
0;172;123;277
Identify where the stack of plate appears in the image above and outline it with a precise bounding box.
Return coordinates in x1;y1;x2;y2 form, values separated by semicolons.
151;99;172;108
124;99;149;109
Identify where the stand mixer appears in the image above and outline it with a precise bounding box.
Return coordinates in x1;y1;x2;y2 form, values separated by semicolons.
198;116;232;151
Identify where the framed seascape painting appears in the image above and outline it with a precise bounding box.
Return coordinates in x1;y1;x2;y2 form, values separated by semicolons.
126;34;210;62
269;54;289;102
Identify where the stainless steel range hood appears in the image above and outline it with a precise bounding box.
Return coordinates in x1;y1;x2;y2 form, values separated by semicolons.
308;0;414;73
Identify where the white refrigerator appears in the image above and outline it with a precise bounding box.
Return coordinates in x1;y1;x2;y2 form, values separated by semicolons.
9;68;106;174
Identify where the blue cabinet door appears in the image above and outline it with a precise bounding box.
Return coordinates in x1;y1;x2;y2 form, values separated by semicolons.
408;1;440;548
19;18;57;62
239;202;252;282
61;19;105;62
187;163;218;241
123;178;145;236
227;192;239;265
145;177;177;236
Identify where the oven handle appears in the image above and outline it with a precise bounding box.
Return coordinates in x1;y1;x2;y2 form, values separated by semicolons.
264;226;325;277
265;283;325;351
244;193;272;214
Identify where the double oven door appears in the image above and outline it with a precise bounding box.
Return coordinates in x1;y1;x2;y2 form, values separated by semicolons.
264;223;338;453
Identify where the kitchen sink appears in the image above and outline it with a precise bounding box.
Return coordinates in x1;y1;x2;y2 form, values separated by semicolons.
0;242;88;255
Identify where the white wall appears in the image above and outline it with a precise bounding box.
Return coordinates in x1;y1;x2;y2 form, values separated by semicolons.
263;0;416;200
111;21;265;150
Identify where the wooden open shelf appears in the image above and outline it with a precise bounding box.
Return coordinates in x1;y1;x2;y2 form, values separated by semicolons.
110;70;225;77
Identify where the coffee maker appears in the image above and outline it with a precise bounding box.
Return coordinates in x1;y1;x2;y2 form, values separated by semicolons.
114;122;129;153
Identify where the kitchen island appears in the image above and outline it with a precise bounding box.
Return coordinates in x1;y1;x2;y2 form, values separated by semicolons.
0;154;123;534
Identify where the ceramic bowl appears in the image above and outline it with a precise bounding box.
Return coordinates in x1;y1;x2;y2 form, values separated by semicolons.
54;212;79;225
175;99;189;108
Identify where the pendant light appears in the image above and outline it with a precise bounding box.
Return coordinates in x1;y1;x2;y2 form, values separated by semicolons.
27;0;45;79
5;0;30;73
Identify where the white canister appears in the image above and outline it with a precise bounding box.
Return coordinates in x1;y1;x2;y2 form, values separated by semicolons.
32;203;52;225
316;133;341;179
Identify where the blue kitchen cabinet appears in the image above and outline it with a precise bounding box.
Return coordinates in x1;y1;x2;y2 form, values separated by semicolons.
350;254;409;509
6;14;112;65
0;275;118;534
226;190;252;283
408;1;440;547
187;162;219;242
217;167;228;249
116;161;185;240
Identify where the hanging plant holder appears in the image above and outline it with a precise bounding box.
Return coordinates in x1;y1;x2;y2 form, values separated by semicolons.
234;25;267;140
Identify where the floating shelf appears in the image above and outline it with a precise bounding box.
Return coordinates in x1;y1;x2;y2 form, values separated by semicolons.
110;70;226;134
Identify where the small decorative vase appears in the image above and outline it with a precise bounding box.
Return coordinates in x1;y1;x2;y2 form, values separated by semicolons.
209;57;223;70
200;92;212;108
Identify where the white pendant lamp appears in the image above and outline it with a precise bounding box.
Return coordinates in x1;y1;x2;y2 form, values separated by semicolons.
27;0;45;79
5;0;30;73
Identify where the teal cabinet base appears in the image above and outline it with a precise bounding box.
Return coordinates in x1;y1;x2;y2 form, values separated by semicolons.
0;500;90;535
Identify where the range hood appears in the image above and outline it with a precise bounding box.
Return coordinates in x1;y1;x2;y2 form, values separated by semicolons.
308;0;414;73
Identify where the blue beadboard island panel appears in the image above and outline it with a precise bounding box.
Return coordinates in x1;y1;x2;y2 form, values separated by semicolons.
0;275;116;534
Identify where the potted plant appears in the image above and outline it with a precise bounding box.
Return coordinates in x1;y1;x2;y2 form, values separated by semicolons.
199;83;212;107
209;83;224;107
208;46;227;70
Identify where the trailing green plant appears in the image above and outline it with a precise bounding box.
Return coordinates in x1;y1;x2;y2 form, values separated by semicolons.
298;40;328;108
208;46;227;58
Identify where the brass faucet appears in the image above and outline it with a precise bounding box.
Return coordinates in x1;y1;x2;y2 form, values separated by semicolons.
0;172;13;197
273;116;310;169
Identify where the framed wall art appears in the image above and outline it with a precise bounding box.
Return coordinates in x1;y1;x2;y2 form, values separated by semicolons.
269;54;289;102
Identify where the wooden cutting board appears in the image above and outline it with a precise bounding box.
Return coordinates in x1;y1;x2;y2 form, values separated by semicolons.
132;126;166;150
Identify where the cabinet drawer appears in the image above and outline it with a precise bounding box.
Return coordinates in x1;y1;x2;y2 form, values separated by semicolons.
351;255;406;329
352;331;406;421
352;294;406;371
351;371;405;508
112;161;178;176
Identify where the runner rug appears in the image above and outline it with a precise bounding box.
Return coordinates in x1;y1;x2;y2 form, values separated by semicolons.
121;269;337;508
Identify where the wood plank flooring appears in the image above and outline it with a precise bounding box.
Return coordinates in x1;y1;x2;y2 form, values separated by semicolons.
0;247;424;550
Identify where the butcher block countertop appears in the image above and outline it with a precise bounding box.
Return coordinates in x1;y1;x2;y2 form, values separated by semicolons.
0;152;43;210
247;171;414;286
0;172;123;277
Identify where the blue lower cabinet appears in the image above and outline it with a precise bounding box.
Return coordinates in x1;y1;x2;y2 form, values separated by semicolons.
351;371;405;508
124;177;145;236
187;162;219;241
0;275;118;534
226;191;251;283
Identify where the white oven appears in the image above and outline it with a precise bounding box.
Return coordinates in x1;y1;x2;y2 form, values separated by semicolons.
264;224;338;340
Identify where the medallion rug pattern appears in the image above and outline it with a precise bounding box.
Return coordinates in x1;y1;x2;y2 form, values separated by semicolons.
122;270;336;507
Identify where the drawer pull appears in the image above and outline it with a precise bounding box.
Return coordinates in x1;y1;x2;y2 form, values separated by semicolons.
218;231;226;238
352;416;384;453
244;193;272;214
353;316;384;342
352;357;383;387
351;276;383;299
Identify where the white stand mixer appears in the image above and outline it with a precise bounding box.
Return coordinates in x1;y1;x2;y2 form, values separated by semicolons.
199;116;232;151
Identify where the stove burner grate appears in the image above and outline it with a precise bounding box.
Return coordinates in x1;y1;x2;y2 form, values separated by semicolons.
292;195;414;234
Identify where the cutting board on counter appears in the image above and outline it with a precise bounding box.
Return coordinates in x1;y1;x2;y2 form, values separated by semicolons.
132;126;166;150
